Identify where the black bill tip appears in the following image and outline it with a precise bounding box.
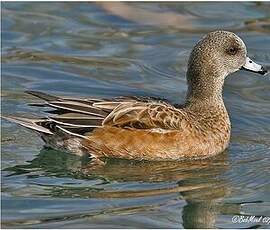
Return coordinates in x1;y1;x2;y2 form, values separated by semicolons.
258;66;268;75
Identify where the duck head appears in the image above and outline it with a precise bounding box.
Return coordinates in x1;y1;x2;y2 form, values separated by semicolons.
186;30;267;103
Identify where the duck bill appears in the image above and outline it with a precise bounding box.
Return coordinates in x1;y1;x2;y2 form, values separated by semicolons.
241;57;268;75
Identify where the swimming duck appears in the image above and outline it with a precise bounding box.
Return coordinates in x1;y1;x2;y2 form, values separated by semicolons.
3;31;267;161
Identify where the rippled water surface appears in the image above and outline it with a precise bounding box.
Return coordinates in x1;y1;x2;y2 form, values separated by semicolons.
1;2;270;229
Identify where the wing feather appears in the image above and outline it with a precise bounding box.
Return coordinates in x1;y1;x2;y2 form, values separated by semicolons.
103;101;186;130
7;91;185;135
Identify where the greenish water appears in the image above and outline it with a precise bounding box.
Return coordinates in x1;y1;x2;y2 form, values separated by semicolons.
1;2;270;229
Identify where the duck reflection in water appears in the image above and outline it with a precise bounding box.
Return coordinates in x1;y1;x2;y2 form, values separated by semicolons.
5;148;239;228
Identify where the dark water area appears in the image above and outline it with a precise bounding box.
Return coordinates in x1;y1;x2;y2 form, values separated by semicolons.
1;2;270;228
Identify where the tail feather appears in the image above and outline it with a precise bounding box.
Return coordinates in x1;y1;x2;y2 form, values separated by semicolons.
2;115;53;135
47;101;108;117
25;90;61;101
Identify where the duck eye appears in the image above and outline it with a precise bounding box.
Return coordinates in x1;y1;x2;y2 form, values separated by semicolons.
228;47;238;55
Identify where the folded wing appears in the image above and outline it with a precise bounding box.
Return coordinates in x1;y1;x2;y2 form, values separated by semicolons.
3;91;186;137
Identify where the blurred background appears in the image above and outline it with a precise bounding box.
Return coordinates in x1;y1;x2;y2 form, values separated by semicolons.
1;2;270;228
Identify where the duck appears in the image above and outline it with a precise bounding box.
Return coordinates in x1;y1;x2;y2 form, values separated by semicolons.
3;30;268;162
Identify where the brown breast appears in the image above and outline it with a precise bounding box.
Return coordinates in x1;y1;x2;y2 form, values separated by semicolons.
82;120;230;161
80;102;231;161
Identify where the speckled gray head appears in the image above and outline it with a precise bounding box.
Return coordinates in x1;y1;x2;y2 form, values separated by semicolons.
188;30;267;78
186;30;267;103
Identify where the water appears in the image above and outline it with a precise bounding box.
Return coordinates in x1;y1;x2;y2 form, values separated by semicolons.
1;2;270;228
